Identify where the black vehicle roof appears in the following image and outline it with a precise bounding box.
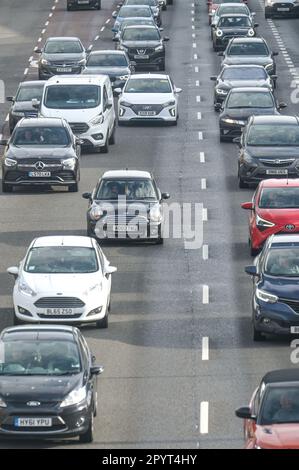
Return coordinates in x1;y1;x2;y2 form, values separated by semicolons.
0;325;77;342
252;115;299;125
229;86;272;93
230;37;266;43
262;369;299;385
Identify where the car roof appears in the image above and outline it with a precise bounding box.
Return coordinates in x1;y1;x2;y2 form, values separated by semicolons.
229;87;272;93
0;325;78;341
219;13;250;17
46;75;107;85
45;36;81;42
127;73;169;79
19;80;46;87
222;64;266;70
218;2;248;6
31;235;94;248
260;179;299;189
230;37;266;43
124;24;158;29
102;170;152;179
262;369;299;385
270;234;299;245
88;49;126;55
17;117;65;127
252;115;299;125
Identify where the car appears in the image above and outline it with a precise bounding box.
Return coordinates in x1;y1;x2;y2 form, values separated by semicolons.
207;0;247;24
112;5;154;34
6;81;46;133
210;3;255;38
114;16;159;42
0;117;80;193
236;115;299;189
7;235;117;328
114;25;169;71
36;37;89;80
123;0;162;26
265;0;299;18
67;0;101;10
236;369;299;449
0;324;103;442
217;87;285;142
219;37;278;85
116;73;181;124
82;50;133;92
245;233;299;340
212;14;258;51
242;179;299;256
39;75;116;153
210;65;273;109
82;169;170;243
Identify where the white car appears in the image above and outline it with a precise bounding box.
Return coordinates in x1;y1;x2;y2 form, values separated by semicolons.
116;73;182;125
7;236;117;328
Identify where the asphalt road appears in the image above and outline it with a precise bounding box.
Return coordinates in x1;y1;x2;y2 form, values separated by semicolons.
0;0;299;449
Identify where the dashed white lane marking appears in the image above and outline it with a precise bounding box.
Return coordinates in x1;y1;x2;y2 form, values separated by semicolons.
200;151;205;163
197;111;202;120
195;66;199;73
45;21;49;26
52;5;56;9
196;95;201;102
202;208;208;221
202;285;209;304
196;80;200;87
29;56;33;62
191;9;194;15
191;17;194;22
198;131;203;140
106;18;110;24
201;178;206;190
100;26;105;32
38;37;42;42
193;43;197;48
95;35;99;41
202;337;209;360
49;12;53;17
202;244;209;259
88;44;93;50
41;29;46;34
24;68;28;75
194;53;198;60
200;402;209;434
192;33;196;38
192;25;195;30
5;114;9;122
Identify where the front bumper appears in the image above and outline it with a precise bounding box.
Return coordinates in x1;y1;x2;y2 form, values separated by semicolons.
3;168;78;187
118;104;177;122
67;0;100;8
88;218;162;241
238;163;299;185
126;51;165;69
265;4;299;17
253;297;299;336
38;64;83;79
69;122;109;148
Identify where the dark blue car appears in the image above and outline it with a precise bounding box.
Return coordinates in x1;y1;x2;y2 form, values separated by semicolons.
245;234;299;341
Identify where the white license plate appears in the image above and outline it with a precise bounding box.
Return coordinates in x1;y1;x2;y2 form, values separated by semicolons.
14;417;52;427
277;7;290;10
78;0;89;3
45;308;74;316
266;169;288;175
134;55;149;60
56;67;72;73
113;225;138;232
291;327;299;334
28;171;51;177
138;111;156;116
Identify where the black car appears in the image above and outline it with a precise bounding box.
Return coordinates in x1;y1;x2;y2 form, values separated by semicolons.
1;117;81;193
6;81;46;133
217;87;285;142
245;234;299;340
212;14;258;51
36;37;88;80
265;0;299;18
219;37;278;85
0;325;103;442
237;115;299;188
82;169;170;243
123;0;162;26
82;50;133;92
114;25;169;71
210;65;273;109
67;0;101;10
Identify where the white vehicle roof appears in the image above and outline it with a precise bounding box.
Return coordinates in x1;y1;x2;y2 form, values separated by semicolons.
127;73;169;80
32;236;94;248
102;170;152;179
45;75;108;86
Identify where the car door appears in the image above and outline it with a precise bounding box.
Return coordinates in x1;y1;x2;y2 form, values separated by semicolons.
105;79;115;131
249;187;258;240
77;332;96;412
245;387;259;448
96;243;111;306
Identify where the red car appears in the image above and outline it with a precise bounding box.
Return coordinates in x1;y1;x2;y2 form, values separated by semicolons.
241;179;299;256
207;0;247;24
236;369;299;449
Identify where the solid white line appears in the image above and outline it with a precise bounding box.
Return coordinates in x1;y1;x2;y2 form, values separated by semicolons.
202;285;209;304
95;35;99;41
197;111;202;120
200;152;205;163
202;244;209;259
195;66;199;73
24;68;28;75
196;80;200;87
202;208;208;221
196;95;201;102
100;26;105;32
106;18;110;24
198;131;203;140
201;178;206;190
200;402;209;434
202;337;209;360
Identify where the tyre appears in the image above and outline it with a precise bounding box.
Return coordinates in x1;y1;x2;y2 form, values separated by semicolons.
95;309;108;329
97;0;101;9
159;60;165;71
238;177;248;189
13;314;23;326
253;325;265;342
100;134;109;153
250;241;259;257
2;181;13;193
79;412;94;443
69;182;78;192
108;124;116;144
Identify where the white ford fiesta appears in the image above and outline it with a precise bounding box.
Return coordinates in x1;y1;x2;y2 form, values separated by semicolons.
7;236;117;328
116;73;182;125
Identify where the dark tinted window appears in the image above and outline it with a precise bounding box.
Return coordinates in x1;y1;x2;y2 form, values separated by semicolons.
13;126;70;146
86;53;128;67
227;91;273;108
125;78;171;93
247;124;299;146
228;42;269;56
260;187;299;209
222;67;267;80
122;28;160;41
44;40;83;54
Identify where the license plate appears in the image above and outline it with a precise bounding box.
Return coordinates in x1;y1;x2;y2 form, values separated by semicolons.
45;308;74;316
266;169;288;175
138;111;156;116
113;225;138;232
28;171;51;177
78;0;89;3
291;327;299;334
134;55;149;60
14;417;52;427
277;7;290;10
56;67;72;73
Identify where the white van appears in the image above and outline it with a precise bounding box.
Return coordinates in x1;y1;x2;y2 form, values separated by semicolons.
39;75;116;153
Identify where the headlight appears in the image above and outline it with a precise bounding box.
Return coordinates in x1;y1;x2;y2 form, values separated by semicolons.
62;157;76;170
216;29;223;37
248;28;255;37
90;206;103;221
19;279;36;297
0;397;7;408
216;88;228;95
256;288;278;304
149;205;162;223
60;387;87;408
118;75;129;81
222;118;245;125
78;59;86;66
256;214;275;228
163;100;176;108
41;59;50;66
155;44;164;51
11;111;24;117
241;153;258;167
120;101;132;108
266;0;275;5
4;158;17;167
90;114;104;125
265;63;274;73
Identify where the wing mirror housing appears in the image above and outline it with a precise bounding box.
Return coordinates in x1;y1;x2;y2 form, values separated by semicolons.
241;202;254;210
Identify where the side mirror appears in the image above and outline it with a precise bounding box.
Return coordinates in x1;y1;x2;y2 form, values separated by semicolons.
210;76;217;81
82;192;92;200
34;47;42;54
0;139;9;146
76;138;84;145
214;103;222;112
6;96;14;102
159;27;164;32
235;407;256;420
278;102;287;109
31;98;40;110
7;267;19;278
161;192;170;200
163;36;170;42
105;266;117;275
175;87;182;94
252;12;256;16
245;265;258;276
241;202;254;210
254;23;259;27
217;51;224;56
272;51;279;57
85;47;92;54
114;87;122;95
112;11;118;18
90;365;104;376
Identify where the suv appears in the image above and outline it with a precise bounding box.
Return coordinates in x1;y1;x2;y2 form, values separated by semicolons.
115;24;169;70
123;0;162;26
0;117;80;193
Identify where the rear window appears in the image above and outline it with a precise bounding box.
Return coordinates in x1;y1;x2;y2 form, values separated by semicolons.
227;91;273;108
228;42;269;56
87;53;128;67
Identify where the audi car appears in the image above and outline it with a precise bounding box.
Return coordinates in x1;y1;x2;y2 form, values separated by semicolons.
212;14;258;51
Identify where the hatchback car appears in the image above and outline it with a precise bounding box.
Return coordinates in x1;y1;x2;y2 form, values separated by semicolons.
123;0;162;26
6;81;46;133
242;179;299;256
0;325;103;443
116;73;181;125
217;87;285;141
245;234;299;340
0;117;80;193
82;169;170;243
236;115;299;188
112;5;154;34
236;369;299;449
212;14;258;51
210;3;254;36
7;236;117;328
36;37;88;80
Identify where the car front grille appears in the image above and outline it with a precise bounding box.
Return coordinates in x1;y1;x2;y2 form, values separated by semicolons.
279;298;299;314
5;170;75;183
34;297;85;308
51;62;79;67
131;104;163;115
128;48;155;55
259;159;295;167
69;122;89;134
38;313;82;319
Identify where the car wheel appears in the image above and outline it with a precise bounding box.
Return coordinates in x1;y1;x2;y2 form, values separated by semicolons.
95;309;108;329
159;60;165;71
79;412;94;443
2;182;13;193
100;134;109;153
253;325;265;342
108;124;116;145
250;241;259;257
69;182;78;192
238;177;248;189
13;314;23;326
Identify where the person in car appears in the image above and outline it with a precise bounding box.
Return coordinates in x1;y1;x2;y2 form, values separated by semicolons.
272;392;299;423
270;253;299;275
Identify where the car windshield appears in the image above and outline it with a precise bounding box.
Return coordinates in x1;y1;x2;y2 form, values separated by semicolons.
12;126;70;146
86;53;128;67
126;0;157;5
119;6;152;17
228;42;269;56
125;78;171;93
222;67;267;80
44;85;100;109
24;246;98;274
260;187;299;209
97;179;157;200
218;16;251;27
44;40;83;54
218;5;249;15
247;124;299;146
15;85;44;102
122;28;160;41
227;91;273;109
265;248;299;277
260;387;299;425
120;18;155;30
214;0;243;3
0;339;81;376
